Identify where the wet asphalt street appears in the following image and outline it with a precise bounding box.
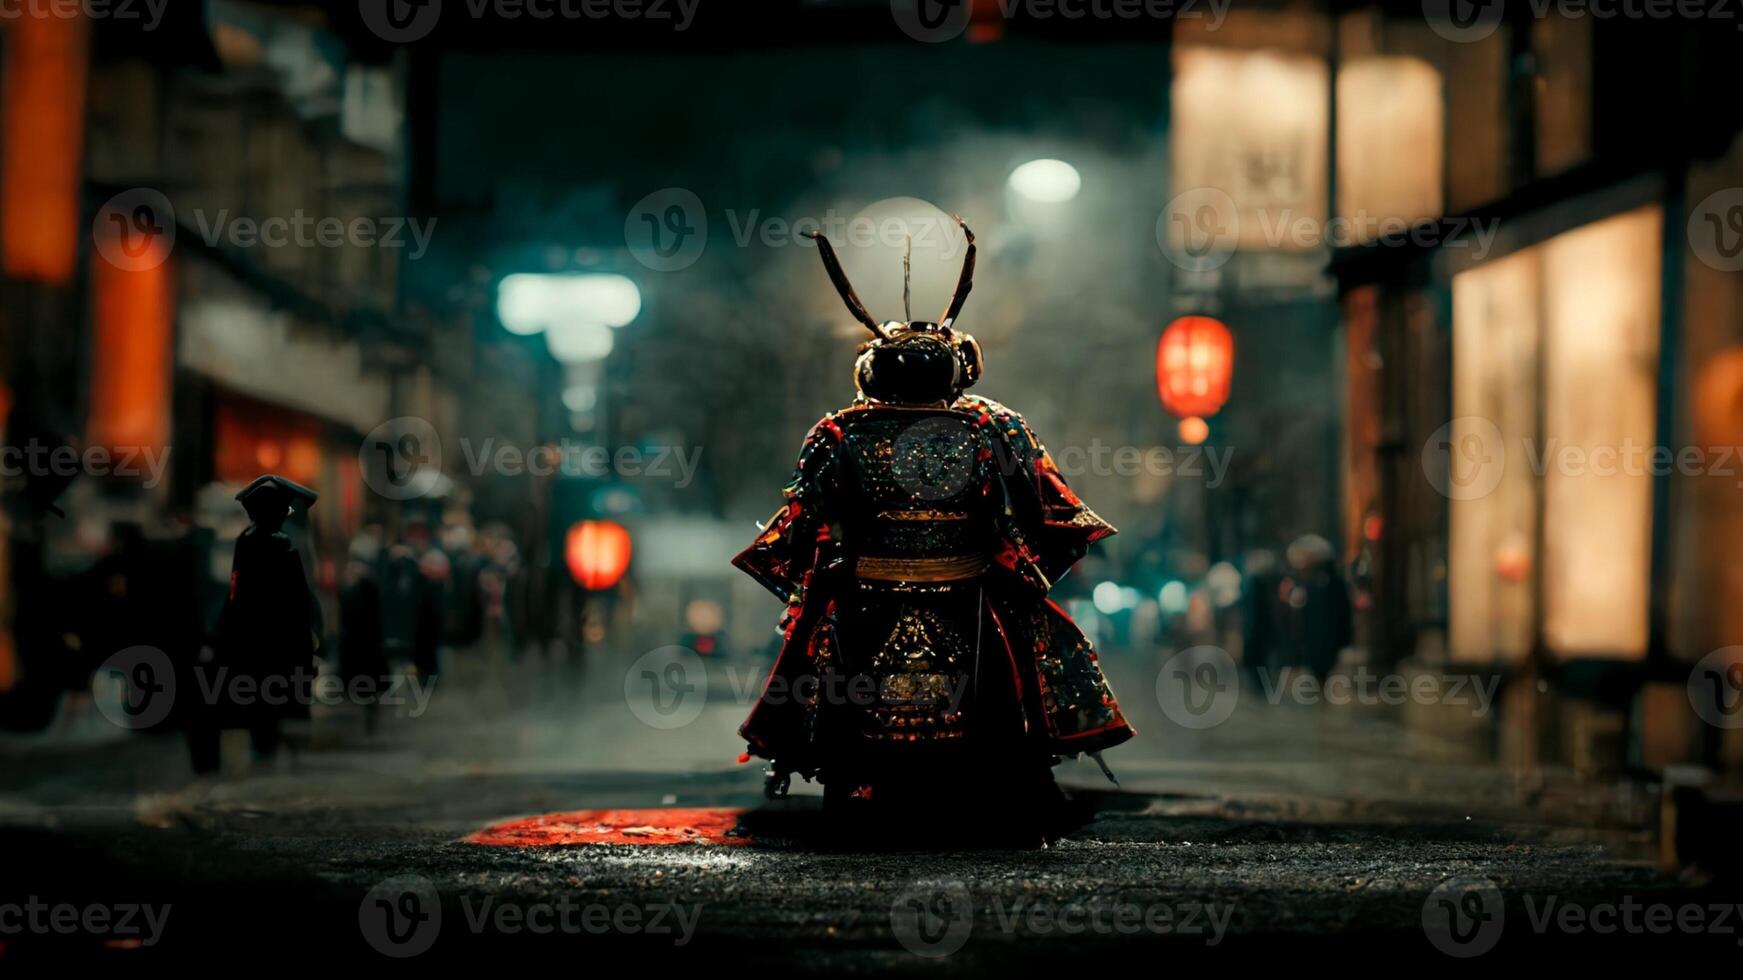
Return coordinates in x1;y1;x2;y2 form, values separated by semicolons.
2;653;1738;970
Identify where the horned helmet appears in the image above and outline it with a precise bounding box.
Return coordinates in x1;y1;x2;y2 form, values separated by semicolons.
805;216;981;406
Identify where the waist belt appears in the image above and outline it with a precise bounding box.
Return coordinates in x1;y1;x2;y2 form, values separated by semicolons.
855;553;989;582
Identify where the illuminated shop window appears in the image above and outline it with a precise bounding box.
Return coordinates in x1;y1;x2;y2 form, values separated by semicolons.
1539;207;1661;659
1448;206;1661;663
1171;45;1328;253
1449;249;1540;665
1336;56;1443;244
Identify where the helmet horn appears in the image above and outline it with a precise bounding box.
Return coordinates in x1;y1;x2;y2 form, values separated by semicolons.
938;215;976;330
804;230;890;341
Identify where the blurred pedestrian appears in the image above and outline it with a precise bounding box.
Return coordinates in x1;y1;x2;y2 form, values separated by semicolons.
0;430;78;733
103;517;208;764
1241;548;1286;684
441;521;484;650
380;519;443;682
338;536;386;735
475;523;522;668
1283;534;1353;683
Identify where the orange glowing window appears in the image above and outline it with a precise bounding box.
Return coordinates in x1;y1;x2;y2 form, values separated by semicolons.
213;400;326;489
1;11;90;283
87;226;172;455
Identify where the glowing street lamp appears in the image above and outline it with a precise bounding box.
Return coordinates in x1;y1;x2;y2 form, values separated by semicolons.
497;273;642;337
1008;159;1082;204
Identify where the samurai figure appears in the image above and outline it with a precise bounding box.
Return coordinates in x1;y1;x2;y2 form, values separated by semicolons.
733;218;1133;846
200;474;323;770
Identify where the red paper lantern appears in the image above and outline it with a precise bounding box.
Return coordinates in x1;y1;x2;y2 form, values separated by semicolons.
565;520;632;590
1156;316;1233;418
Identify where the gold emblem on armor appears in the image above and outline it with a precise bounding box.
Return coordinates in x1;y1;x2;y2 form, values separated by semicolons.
866;606;971;740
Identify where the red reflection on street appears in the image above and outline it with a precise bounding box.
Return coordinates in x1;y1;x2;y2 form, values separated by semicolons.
466;807;750;847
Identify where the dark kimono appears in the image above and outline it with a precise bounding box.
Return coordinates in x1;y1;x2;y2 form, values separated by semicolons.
734;395;1133;841
213;526;322;728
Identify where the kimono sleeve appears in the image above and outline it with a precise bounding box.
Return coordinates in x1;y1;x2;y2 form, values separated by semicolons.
973;398;1115;590
731;416;842;605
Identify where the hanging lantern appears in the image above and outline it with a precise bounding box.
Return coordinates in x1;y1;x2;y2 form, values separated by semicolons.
1156;315;1233;418
565;520;632;591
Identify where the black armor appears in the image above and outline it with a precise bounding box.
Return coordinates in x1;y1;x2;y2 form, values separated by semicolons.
733;219;1132;845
